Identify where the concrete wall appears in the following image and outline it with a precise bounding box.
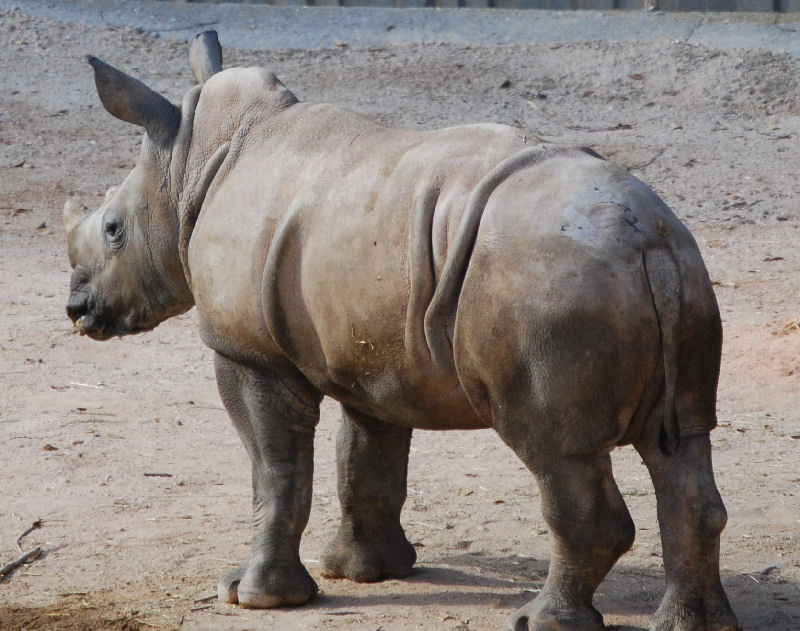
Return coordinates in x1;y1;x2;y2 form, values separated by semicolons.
164;0;799;10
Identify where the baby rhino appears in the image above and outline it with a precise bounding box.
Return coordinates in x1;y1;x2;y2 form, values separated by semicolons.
64;32;740;631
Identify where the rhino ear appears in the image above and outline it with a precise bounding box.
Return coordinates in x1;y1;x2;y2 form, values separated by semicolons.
188;30;223;84
88;56;180;146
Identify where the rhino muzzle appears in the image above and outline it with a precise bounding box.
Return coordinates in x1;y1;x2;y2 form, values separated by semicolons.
66;291;107;339
73;315;106;340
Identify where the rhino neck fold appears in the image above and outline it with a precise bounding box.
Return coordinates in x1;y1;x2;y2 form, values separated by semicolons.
177;141;230;289
168;85;203;290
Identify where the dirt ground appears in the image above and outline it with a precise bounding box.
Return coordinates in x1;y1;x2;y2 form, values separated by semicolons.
1;6;799;631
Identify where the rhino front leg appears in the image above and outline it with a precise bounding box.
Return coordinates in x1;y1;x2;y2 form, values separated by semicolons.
322;405;416;582
637;433;741;631
214;352;322;608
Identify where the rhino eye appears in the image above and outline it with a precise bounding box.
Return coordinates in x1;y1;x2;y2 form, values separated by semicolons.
103;216;125;249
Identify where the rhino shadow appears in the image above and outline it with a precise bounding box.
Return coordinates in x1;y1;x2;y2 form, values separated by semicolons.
433;551;800;628
309;551;799;630
441;553;800;629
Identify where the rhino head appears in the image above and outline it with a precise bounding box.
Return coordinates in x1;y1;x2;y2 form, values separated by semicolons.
64;34;222;339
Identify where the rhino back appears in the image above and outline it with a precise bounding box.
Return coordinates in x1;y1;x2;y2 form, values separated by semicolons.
189;103;529;425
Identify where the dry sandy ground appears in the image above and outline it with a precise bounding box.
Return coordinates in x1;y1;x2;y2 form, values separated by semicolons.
1;6;799;631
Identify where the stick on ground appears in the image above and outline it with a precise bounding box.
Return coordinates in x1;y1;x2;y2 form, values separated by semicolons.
16;519;43;550
0;546;43;581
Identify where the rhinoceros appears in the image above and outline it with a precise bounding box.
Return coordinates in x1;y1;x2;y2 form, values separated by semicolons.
63;31;740;631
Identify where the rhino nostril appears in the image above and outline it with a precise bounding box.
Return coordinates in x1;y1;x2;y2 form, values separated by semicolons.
66;292;89;321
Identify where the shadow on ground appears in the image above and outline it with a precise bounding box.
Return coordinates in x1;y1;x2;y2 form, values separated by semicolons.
3;553;796;630
313;551;799;630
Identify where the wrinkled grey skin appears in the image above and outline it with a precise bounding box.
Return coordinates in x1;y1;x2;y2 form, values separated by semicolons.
64;32;740;631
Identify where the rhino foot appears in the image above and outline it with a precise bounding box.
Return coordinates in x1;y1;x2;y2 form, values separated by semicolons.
321;526;416;582
650;588;742;631
503;591;605;631
217;555;317;608
218;561;246;603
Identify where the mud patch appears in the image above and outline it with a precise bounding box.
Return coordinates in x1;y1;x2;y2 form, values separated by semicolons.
0;605;145;631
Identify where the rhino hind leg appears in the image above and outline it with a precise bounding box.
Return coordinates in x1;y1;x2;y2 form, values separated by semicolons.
501;450;634;631
321;405;416;582
636;433;741;631
214;353;322;608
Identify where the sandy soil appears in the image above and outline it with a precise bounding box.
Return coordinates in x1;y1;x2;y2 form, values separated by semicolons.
1;7;799;630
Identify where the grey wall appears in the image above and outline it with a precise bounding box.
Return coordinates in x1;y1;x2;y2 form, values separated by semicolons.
165;0;797;11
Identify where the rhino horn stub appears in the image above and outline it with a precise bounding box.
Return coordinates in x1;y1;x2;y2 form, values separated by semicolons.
87;56;180;146
63;198;90;237
188;30;223;84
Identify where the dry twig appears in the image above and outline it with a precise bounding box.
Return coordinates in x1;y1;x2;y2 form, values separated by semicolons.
0;546;43;581
190;605;213;612
16;519;43;550
629;149;665;171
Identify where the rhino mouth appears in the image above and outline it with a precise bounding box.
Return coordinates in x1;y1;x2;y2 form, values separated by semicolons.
67;290;108;340
68;283;157;340
74;313;111;340
73;312;156;340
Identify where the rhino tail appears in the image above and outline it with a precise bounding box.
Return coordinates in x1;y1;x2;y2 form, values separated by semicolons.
642;246;681;455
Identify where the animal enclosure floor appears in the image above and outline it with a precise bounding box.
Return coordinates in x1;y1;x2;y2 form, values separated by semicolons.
1;5;799;630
